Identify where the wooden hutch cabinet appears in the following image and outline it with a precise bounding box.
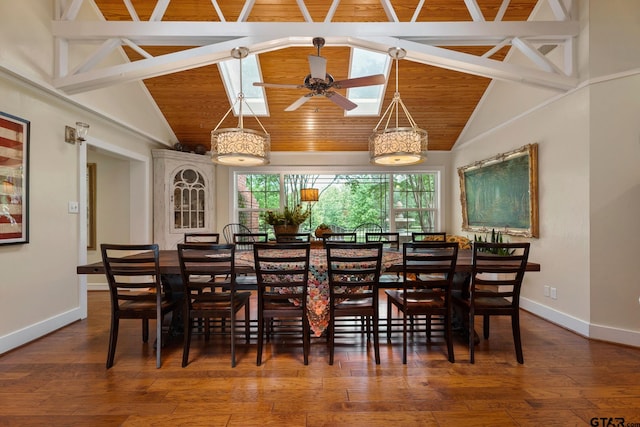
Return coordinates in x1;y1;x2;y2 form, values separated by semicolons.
152;149;215;249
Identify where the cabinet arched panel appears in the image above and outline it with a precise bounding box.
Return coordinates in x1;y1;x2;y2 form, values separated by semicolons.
153;150;215;249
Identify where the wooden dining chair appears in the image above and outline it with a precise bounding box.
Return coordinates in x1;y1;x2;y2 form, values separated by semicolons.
365;231;400;250
325;241;383;365
253;242;311;366
275;233;311;243
101;243;179;369
177;243;251;367
184;233;220;243
452;242;530;364
233;232;268;251
412;232;447;242
222;223;251;244
353;222;383;243
321;232;357;246
386;242;458;364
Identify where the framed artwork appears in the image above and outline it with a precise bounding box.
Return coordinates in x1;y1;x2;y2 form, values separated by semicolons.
87;163;96;249
458;143;539;237
0;112;30;245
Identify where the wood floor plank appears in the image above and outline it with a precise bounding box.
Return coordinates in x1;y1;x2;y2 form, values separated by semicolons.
1;291;640;426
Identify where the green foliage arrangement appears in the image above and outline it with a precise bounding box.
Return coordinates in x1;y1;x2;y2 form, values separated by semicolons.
474;229;514;255
263;205;311;226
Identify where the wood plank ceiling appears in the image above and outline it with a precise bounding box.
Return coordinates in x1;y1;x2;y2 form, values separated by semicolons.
68;0;563;153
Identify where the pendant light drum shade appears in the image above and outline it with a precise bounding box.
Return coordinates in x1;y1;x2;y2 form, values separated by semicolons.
370;47;428;166
211;47;270;166
211;127;270;166
369;127;428;165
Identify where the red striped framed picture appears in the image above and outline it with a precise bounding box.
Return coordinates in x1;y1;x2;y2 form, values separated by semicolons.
0;112;29;245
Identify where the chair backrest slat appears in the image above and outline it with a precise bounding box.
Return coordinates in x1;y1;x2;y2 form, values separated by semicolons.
276;233;311;243
184;233;220;243
411;232;447;242
253;243;311;301
365;232;400;250
326;242;383;292
471;242;530;303
402;242;458;295
233;232;269;251
100;243;163;310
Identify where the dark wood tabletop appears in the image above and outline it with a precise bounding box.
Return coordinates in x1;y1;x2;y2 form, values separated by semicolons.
77;249;540;276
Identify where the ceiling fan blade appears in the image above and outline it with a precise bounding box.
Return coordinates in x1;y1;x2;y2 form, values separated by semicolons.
325;91;358;111
332;74;386;89
285;94;314;111
253;82;304;89
308;55;327;80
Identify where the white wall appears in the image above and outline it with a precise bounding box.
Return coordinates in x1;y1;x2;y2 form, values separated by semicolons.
452;0;640;346
0;1;164;353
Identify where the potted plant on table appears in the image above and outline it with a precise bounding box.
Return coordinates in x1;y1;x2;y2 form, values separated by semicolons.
262;205;311;236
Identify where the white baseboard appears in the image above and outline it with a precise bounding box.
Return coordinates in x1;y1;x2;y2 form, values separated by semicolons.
88;283;108;291
589;322;640;347
520;297;640;348
0;307;83;355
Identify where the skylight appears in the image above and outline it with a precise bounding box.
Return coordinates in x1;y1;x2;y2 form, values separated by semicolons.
345;48;391;117
218;54;268;117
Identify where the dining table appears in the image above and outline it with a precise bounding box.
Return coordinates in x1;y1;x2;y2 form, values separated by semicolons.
77;247;540;337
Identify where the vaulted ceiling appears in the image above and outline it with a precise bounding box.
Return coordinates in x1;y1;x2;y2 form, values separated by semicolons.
52;0;578;153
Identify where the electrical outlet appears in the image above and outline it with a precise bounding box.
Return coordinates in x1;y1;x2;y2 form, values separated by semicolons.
68;201;79;214
544;285;550;297
550;287;557;300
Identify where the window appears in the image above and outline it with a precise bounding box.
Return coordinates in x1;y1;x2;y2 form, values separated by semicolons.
234;170;440;240
173;168;206;230
345;48;391;117
218;53;268;116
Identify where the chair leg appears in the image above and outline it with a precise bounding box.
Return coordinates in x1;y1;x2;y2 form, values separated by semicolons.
303;317;310;365
230;310;236;368
483;314;490;339
256;313;264;366
244;303;251;343
469;312;475;364
386;298;392;342
182;316;192;367
156;311;162;369
328;312;335;365
106;316;119;369
402;310;408;365
512;313;524;364
445;311;455;363
373;312;380;365
142;319;149;342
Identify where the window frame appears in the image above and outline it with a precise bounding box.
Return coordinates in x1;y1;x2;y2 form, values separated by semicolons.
229;166;444;234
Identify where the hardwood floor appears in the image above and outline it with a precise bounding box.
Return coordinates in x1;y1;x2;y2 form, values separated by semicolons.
2;291;640;426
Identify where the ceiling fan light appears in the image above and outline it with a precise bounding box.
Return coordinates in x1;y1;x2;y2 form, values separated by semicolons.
369;127;428;165
211;127;270;166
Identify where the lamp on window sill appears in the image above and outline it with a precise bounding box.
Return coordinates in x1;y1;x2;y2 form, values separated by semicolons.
211;47;270;166
65;122;90;145
369;47;427;166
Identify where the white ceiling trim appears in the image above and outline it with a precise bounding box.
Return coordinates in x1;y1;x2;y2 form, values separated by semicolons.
52;3;579;94
52;21;577;45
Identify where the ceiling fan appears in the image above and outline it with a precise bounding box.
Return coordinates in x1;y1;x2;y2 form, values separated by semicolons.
253;37;386;111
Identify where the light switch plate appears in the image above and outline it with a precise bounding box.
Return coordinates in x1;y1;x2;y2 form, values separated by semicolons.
68;201;79;213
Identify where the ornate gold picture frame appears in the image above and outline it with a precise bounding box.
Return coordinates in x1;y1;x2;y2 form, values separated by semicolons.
458;144;539;237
